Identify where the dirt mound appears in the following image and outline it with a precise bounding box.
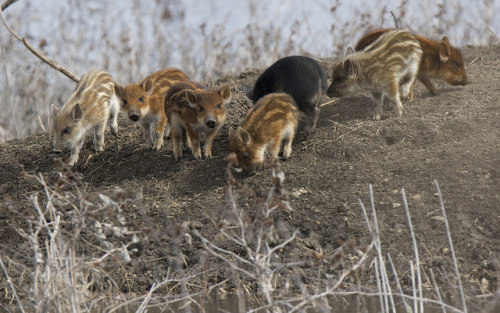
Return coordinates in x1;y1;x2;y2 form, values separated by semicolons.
1;45;499;298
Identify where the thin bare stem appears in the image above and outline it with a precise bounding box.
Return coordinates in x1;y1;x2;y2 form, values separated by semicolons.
332;240;375;290
402;187;424;313
430;268;447;313
374;258;386;313
383;258;396;313
410;261;418;313
387;253;411;313
369;185;393;313
390;11;399;28
434;180;468;313
267;229;298;256
487;27;500;41
196;232;257;279
0;257;26;313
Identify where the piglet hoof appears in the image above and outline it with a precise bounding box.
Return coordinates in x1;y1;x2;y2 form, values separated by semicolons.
111;128;120;138
373;114;381;121
50;149;63;157
303;126;314;138
175;156;182;162
396;108;404;119
66;157;78;167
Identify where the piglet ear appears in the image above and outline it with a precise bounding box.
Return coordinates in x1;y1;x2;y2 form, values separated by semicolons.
71;103;83;121
51;103;61;117
439;37;451;63
236;126;251;146
218;84;232;103
343;59;358;77
114;82;124;97
185;90;198;109
140;75;154;94
242;84;254;101
345;46;355;57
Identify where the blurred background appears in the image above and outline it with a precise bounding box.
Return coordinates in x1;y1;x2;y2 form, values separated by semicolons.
0;0;498;141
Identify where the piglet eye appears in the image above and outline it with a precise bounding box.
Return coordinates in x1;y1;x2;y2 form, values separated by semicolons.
453;61;462;68
62;127;72;135
123;100;128;105
199;106;204;112
243;151;249;159
217;103;222;109
139;96;144;102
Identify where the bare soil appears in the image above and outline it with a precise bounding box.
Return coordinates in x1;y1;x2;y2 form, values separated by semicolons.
0;45;499;302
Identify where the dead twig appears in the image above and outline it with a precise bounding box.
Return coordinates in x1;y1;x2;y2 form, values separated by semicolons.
35;115;46;132
0;257;26;313
0;5;79;82
487;27;500;42
320;98;337;107
338;123;366;139
434;180;468;313
1;0;19;11
390;11;399;28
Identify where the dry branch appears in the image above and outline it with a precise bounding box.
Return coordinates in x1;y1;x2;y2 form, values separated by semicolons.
0;5;79;82
1;0;18;11
390;11;399;28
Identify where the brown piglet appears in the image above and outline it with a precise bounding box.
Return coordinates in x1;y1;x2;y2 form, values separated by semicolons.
228;93;299;173
52;70;120;166
164;81;230;161
327;30;422;120
115;68;190;150
355;28;469;98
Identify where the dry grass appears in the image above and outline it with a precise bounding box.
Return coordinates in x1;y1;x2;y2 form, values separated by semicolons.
0;167;215;312
0;158;497;312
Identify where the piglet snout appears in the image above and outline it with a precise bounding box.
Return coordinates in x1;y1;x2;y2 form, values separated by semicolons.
461;78;471;85
206;119;216;128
